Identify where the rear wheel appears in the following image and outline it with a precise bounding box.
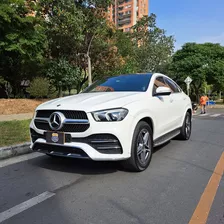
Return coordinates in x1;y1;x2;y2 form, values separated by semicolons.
122;121;153;172
178;112;192;140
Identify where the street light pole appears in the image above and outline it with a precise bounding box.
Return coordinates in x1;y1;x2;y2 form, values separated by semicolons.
87;53;92;86
86;34;95;86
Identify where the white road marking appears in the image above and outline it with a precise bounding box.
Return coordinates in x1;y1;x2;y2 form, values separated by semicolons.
210;114;221;117
0;153;44;168
0;191;55;223
199;113;210;117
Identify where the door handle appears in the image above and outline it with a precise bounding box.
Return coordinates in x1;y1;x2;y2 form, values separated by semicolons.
170;99;174;103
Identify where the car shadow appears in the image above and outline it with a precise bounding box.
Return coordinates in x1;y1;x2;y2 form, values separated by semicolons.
30;141;172;175
30;155;122;175
153;140;170;153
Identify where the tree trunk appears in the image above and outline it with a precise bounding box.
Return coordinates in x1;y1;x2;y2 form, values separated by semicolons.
223;90;224;103
192;82;202;104
76;75;88;93
58;86;63;97
76;83;82;94
194;88;200;103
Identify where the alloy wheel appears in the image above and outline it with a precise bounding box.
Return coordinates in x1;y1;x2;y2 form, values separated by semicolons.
137;129;152;165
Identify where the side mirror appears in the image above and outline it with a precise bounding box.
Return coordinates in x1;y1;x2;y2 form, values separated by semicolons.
154;86;171;96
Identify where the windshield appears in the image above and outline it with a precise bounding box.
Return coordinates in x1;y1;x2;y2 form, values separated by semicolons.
82;74;152;93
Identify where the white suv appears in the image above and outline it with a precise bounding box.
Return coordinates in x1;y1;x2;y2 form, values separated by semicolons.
30;73;192;172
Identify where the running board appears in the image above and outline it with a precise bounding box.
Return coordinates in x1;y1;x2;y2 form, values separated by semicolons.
154;128;181;147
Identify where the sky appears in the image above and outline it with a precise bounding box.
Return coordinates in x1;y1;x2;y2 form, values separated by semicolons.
150;0;224;51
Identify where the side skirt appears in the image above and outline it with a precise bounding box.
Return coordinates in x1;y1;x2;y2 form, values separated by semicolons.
153;128;181;147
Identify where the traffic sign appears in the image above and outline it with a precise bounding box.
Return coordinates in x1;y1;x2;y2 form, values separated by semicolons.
184;76;192;84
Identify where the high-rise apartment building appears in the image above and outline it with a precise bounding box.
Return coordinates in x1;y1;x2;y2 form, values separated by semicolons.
107;0;148;32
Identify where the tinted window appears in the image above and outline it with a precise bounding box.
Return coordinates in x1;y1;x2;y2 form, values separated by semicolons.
83;74;152;93
164;78;180;93
153;76;170;95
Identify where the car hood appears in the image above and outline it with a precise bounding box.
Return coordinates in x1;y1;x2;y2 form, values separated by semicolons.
36;92;143;112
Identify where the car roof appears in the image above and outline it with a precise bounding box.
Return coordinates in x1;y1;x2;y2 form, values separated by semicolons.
117;73;153;76
98;73;172;80
100;73;153;79
153;72;173;79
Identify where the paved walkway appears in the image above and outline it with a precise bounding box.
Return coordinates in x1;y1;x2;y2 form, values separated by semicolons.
0;113;33;122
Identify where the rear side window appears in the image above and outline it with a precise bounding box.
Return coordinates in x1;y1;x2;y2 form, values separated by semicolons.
164;78;180;93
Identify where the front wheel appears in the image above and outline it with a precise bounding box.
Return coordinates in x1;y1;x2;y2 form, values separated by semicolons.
178;112;192;140
122;121;153;172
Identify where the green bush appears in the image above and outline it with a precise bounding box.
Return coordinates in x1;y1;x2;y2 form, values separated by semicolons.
48;85;58;99
27;77;50;98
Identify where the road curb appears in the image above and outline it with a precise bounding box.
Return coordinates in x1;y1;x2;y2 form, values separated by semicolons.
0;142;32;160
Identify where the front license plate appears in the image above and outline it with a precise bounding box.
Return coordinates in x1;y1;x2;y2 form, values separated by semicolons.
46;132;65;144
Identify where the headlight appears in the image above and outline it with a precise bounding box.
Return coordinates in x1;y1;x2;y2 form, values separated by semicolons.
92;108;128;122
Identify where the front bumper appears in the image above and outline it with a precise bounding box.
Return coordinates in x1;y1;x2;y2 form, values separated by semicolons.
30;112;134;161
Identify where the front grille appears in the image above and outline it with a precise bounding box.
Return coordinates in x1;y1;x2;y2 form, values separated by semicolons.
34;122;89;133
34;110;89;133
36;110;88;119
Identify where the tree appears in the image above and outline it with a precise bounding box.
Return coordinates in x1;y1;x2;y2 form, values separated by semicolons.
37;0;85;59
38;0;115;92
112;30;138;74
170;43;224;102
0;0;47;96
131;14;175;73
75;0;111;8
27;77;49;98
46;58;81;97
206;60;224;102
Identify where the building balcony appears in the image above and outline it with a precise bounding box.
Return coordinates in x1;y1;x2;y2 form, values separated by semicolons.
118;14;131;19
117;18;131;25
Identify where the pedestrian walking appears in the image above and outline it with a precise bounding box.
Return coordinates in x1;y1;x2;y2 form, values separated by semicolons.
200;94;209;114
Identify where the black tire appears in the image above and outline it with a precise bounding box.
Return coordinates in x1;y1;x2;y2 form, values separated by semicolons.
178;112;192;140
122;121;153;172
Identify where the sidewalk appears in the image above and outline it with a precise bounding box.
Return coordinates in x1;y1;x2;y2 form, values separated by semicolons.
0;113;33;122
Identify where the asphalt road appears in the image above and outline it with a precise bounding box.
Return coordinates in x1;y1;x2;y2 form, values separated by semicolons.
0;117;224;224
194;108;224;120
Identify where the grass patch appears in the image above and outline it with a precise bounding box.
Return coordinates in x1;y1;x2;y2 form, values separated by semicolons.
0;119;31;147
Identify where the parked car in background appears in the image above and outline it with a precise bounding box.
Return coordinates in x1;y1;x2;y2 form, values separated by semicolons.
30;73;192;172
